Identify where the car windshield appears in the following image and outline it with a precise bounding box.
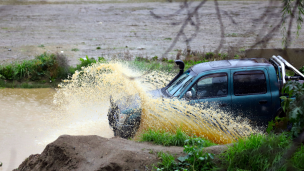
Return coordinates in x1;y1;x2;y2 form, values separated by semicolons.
166;71;193;96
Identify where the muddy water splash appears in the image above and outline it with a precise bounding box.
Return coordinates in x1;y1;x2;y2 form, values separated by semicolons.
53;61;259;144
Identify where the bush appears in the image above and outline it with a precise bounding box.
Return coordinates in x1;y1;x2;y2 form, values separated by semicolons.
205;52;214;59
156;138;215;171
280;81;304;137
156;152;178;171
0;52;62;80
219;133;292;171
75;56;97;71
290;145;304;170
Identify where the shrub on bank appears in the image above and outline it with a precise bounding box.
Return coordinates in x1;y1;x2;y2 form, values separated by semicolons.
0;52;69;81
219;133;292;171
0;53;107;88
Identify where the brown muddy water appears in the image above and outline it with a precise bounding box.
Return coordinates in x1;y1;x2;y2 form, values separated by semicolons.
0;88;113;171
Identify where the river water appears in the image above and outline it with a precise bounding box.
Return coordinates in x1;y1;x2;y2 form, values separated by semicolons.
0;88;113;171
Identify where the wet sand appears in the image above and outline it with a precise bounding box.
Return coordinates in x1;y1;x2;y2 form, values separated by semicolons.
1;0;303;66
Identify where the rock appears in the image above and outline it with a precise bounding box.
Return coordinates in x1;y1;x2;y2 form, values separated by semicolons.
14;135;231;171
8;49;11;51
14;135;183;171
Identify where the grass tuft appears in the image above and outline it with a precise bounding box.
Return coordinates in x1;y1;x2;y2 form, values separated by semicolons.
290;145;304;170
156;152;178;171
219;133;292;171
71;48;79;52
139;128;217;147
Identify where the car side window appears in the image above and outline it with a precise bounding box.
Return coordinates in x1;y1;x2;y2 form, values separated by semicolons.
189;73;228;99
233;70;267;95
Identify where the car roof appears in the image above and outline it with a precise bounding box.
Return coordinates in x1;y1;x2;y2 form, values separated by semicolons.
190;58;272;74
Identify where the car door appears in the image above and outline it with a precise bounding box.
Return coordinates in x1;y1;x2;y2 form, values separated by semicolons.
231;68;273;125
185;71;232;113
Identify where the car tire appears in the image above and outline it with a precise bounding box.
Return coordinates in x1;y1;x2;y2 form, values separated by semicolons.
114;128;121;137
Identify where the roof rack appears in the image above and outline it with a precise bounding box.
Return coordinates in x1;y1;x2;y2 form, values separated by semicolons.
270;55;304;84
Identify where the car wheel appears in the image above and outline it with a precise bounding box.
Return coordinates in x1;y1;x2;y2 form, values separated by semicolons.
114;128;121;137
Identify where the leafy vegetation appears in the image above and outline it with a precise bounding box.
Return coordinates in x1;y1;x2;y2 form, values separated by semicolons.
145;130;304;171
225;33;238;37
131;57;177;72
0;53;106;88
156;152;178;171
280;80;304;137
139;128;217;147
155;138;215;171
219;133;292;171
290;145;304;170
0;52;69;81
71;48;79;51
164;37;172;40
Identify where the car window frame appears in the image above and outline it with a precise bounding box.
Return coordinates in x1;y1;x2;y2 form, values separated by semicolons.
233;70;267;96
185;72;229;99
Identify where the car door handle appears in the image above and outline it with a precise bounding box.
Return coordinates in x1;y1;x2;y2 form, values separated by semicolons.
219;103;227;107
259;100;268;104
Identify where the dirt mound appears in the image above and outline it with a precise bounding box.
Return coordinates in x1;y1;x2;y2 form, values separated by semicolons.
14;135;230;171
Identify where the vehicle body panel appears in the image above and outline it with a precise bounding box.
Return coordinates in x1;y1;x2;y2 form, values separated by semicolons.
230;67;273;124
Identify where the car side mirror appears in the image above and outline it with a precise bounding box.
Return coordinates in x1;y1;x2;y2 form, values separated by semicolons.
185;91;192;99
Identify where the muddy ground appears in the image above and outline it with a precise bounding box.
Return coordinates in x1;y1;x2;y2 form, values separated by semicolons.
13;135;229;171
1;0;304;66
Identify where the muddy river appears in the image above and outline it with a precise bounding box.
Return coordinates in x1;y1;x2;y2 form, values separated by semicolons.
0;88;113;171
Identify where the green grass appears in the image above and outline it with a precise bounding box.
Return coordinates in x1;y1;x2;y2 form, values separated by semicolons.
0;52;68;81
219;133;292;171
139;128;217;147
131;56;211;72
71;48;79;52
0;53;107;88
152;130;216;171
156;152;178;171
143;129;304;171
239;48;246;52
96;47;101;50
129;57;177;72
290;145;304;170
38;44;45;48
225;33;238;37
